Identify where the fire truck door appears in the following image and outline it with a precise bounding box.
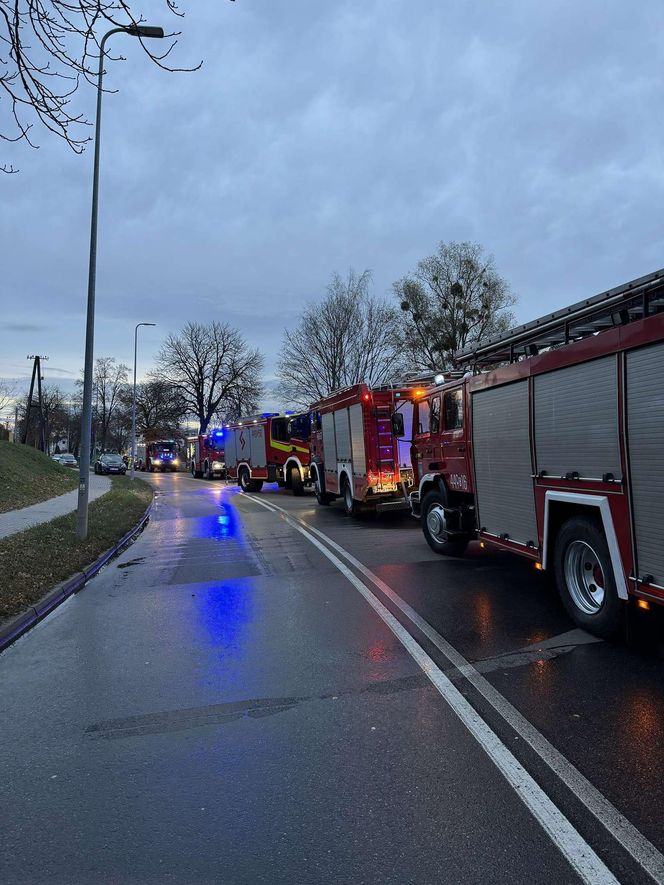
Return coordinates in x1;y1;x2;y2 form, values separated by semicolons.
440;386;470;494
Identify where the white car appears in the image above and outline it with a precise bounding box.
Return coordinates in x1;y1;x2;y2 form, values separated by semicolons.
53;453;78;468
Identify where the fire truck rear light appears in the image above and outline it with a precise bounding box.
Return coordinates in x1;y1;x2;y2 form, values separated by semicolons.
637;599;651;611
534;562;543;571
363;393;370;401
479;542;485;549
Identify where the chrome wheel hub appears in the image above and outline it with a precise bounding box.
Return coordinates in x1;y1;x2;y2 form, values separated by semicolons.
564;540;605;615
427;504;448;542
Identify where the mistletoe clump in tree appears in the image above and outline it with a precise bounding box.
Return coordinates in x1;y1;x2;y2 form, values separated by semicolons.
395;241;516;371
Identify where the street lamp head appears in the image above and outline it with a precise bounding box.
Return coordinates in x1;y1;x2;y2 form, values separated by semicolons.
126;25;165;39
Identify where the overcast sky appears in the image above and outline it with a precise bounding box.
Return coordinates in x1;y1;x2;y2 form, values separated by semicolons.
2;0;663;415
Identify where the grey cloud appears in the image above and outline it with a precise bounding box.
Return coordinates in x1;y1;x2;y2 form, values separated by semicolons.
2;0;664;391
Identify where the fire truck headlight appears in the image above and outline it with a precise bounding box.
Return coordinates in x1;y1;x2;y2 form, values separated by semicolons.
172;459;179;466
153;459;162;465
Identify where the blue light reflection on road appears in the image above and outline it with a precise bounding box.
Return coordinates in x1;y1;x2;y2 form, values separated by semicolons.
193;497;254;659
198;580;254;653
188;498;241;541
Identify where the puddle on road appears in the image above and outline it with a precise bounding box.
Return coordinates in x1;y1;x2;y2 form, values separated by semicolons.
116;557;145;570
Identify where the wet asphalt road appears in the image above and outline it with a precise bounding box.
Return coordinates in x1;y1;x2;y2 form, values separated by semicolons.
2;473;664;884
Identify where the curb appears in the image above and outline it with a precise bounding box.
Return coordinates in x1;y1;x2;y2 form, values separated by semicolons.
0;502;152;653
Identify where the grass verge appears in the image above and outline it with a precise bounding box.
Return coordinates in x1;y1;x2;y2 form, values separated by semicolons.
0;441;78;513
0;476;153;622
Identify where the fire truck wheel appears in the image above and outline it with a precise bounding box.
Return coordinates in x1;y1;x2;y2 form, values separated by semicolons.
249;480;263;492
290;468;305;497
421;490;468;556
554;516;623;638
314;473;332;505
239;468;252;492
342;478;358;516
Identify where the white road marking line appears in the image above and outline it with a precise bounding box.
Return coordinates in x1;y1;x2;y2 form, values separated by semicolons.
301;518;664;885
242;494;617;885
251;495;664;884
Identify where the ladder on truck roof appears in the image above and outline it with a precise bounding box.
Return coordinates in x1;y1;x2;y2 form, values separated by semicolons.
453;267;664;368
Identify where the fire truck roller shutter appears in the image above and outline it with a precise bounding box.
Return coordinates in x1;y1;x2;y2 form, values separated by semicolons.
626;342;664;588
322;412;337;466
534;356;621;481
225;429;238;469
472;380;538;546
349;404;366;475
249;424;267;469
335;408;352;461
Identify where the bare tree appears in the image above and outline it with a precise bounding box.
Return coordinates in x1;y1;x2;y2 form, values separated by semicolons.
394;241;516;371
0;378;16;413
77;356;129;451
276;269;407;409
155;322;264;434
121;378;186;441
16;382;67;451
0;1;201;172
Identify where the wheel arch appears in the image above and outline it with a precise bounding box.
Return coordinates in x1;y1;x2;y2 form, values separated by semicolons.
285;456;303;481
419;472;449;504
543;491;628;600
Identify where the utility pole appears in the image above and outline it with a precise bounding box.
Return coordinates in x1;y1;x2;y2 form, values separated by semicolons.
22;355;48;450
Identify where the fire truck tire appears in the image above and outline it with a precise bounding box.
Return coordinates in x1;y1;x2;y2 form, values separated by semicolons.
239;468;251;492
553;516;623;638
290;468;305;497
342;477;358;517
250;480;264;492
314;472;333;505
421;490;468;556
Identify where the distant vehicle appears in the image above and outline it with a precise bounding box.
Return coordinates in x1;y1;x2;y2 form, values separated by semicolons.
94;453;127;475
189;429;226;480
53;453;78;468
136;440;180;472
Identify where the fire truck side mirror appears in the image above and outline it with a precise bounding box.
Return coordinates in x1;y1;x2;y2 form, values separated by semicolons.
391;413;405;437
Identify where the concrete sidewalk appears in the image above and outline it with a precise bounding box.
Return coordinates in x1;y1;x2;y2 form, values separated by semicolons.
0;474;112;540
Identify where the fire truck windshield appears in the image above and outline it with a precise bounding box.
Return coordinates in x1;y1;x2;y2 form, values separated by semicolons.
287;414;310;442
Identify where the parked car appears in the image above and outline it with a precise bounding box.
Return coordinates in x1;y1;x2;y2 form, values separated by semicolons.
53;453;78;468
94;453;127;475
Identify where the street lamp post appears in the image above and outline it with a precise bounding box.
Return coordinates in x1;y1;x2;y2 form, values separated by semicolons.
131;322;156;480
76;24;164;540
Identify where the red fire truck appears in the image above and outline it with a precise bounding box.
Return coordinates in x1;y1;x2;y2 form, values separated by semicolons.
224;412;311;493
309;383;415;515
136;439;180;472
410;268;664;636
188;428;226;480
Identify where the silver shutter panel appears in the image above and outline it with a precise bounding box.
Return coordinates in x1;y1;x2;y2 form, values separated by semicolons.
534;356;621;480
626;342;664;585
349;403;366;475
472;380;537;545
335;407;352;461
322;412;337;466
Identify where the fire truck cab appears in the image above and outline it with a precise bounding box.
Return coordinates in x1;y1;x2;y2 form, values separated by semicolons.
136;439;180;473
224;412;311;494
309;383;414;515
411;267;664;637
